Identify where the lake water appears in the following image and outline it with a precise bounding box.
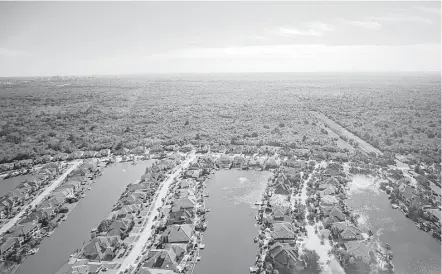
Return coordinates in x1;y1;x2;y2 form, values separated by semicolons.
15;160;154;274
193;170;271;274
0;175;31;197
346;176;441;274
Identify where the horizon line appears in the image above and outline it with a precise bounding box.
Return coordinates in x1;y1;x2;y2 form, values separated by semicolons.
1;70;441;79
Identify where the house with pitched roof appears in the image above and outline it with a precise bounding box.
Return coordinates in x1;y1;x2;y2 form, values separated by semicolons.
162;224;194;243
267;243;305;274
322;206;346;228
399;185;421;207
0;238;20;258
82;236;119;261
330;222;363;242
343;241;376;271
143;247;183;271
271;206;292;223
271;222;297;242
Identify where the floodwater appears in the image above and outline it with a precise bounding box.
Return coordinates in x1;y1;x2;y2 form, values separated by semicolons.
0;175;31;197
15;160;154;274
346;175;441;274
193;170;271;274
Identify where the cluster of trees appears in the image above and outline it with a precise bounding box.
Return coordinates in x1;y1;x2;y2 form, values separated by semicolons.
0;77;340;164
302;75;440;165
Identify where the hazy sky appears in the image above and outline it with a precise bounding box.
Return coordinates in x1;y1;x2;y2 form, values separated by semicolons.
0;1;440;76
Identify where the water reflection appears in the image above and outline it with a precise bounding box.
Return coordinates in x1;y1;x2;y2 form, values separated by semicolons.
193;170;271;274
16;160;154;274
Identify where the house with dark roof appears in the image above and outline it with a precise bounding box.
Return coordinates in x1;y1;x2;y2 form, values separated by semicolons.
343;241;376;270
0;238;20;258
425;208;441;223
217;156;232;169
330;222;363;242
271;222;297;242
322;206;346;228
267;243;305;274
143;247;183;271
399;185;422;207
8;222;39;239
272;180;291;196
163;224;194;243
82;236;119;261
168;196;196;224
265;158;279;170
271;206;292;223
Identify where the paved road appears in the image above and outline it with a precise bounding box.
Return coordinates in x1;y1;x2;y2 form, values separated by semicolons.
118;152;197;272
0;160;83;236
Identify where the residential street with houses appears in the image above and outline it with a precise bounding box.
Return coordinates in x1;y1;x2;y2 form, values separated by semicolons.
118;151;197;273
0;160;83;236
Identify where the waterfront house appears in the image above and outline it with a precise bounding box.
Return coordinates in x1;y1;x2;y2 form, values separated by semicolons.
267;243;305;274
243;146;258;155
217;156;232;169
106;219;134;237
320;195;339;206
169;207;194;225
8;222;39;239
122;193;145;205
0;238;20;258
82;236;119;261
271;222;297;242
424;208;441;223
137;267;174;274
272;179;291;196
343;240;376;269
97;149;111;157
132;146;145;155
399;185;420;207
143;247;183;271
163;224;194;243
232;156;246;169
330;222;363;242
247;158;262;170
271;206;292;223
322;206;346;228
69;151;84;160
265;158;279;170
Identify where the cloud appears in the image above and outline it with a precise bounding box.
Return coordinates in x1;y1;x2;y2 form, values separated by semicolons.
369;13;433;24
142;43;440;73
248;36;269;41
273;21;334;37
413;6;441;15
146;43;440;60
0;48;31;57
340;19;382;30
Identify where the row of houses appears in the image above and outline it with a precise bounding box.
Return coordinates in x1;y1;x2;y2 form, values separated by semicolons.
0;160;100;262
61;155;184;274
135;158;211;274
0;150;111;173
312;164;390;272
0;163;62;219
